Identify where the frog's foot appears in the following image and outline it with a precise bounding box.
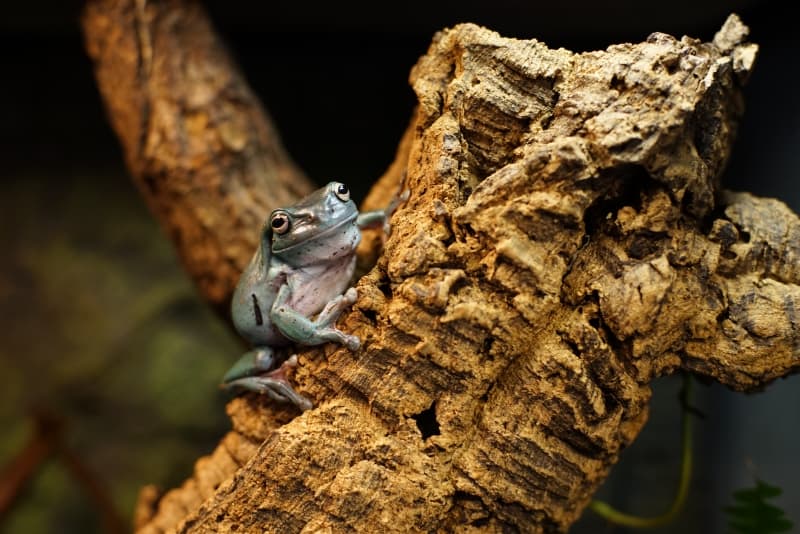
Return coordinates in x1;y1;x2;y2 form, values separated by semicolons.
221;347;278;384
316;287;358;327
224;355;313;412
337;332;361;352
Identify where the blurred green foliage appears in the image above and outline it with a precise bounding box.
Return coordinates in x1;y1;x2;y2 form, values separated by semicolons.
0;173;240;533
725;480;793;534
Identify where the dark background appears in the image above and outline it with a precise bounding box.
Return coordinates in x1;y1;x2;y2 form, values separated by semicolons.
0;1;797;532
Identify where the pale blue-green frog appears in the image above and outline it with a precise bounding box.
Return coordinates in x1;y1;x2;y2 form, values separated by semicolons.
223;181;396;411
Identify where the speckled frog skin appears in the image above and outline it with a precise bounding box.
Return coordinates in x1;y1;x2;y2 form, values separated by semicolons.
223;182;391;411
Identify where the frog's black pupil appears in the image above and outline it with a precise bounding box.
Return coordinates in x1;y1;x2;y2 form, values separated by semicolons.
272;217;285;228
337;184;348;195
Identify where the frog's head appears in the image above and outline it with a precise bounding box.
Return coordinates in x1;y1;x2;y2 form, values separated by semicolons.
265;181;360;263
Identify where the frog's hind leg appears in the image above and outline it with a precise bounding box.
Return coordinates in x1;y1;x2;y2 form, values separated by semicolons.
225;365;313;411
222;352;312;411
222;347;278;383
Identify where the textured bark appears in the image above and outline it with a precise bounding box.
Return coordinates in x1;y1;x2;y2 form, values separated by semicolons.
82;0;314;311
84;4;800;533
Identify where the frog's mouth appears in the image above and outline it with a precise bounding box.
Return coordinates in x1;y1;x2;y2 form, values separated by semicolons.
271;213;358;253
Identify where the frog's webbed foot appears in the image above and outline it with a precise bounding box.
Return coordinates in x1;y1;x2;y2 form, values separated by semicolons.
272;287;361;352
221;351;313;411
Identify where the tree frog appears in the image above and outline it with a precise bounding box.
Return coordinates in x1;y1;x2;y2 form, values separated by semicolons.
223;181;395;411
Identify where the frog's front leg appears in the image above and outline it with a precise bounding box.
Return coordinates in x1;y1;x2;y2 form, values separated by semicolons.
271;285;360;351
315;287;358;327
222;349;313;411
357;188;409;232
356;210;387;229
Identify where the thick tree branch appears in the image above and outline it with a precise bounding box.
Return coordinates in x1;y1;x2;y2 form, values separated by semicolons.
82;0;314;311
83;4;799;532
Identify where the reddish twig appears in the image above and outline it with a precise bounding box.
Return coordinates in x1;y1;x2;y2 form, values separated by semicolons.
0;411;126;534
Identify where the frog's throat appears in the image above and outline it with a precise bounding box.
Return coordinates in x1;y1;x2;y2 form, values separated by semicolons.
270;213;358;254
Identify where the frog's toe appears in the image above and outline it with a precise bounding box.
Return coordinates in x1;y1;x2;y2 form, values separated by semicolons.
343;334;361;352
225;376;313;412
343;287;358;303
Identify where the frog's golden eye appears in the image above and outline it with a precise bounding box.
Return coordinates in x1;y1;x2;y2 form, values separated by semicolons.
270;212;290;235
334;182;350;202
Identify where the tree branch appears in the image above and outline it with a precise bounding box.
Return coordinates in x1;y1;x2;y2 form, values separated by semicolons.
83;4;799;532
82;0;314;311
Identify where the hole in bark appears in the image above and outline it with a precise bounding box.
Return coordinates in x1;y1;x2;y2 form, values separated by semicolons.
610;74;627;91
589;317;601;329
442;231;456;248
682;190;696;212
627;230;666;259
361;308;378;324
377;278;393;298
583;165;650;237
739;230;751;243
411;401;440;439
721;249;737;259
481;336;495;358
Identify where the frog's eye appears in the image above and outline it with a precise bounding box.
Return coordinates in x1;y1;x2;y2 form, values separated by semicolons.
270;212;290;235
333;183;350;202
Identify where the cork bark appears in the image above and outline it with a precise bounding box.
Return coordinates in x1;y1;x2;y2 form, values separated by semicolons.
83;3;799;533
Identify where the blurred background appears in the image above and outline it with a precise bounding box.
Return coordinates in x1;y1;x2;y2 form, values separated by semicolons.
0;0;797;532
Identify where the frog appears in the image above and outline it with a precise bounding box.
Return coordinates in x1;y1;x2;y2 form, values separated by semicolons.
222;181;397;411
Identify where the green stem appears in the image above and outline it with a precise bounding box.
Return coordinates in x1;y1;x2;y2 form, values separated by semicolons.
589;374;694;529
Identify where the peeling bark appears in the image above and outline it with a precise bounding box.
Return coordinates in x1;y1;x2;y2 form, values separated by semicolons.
83;4;799;533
